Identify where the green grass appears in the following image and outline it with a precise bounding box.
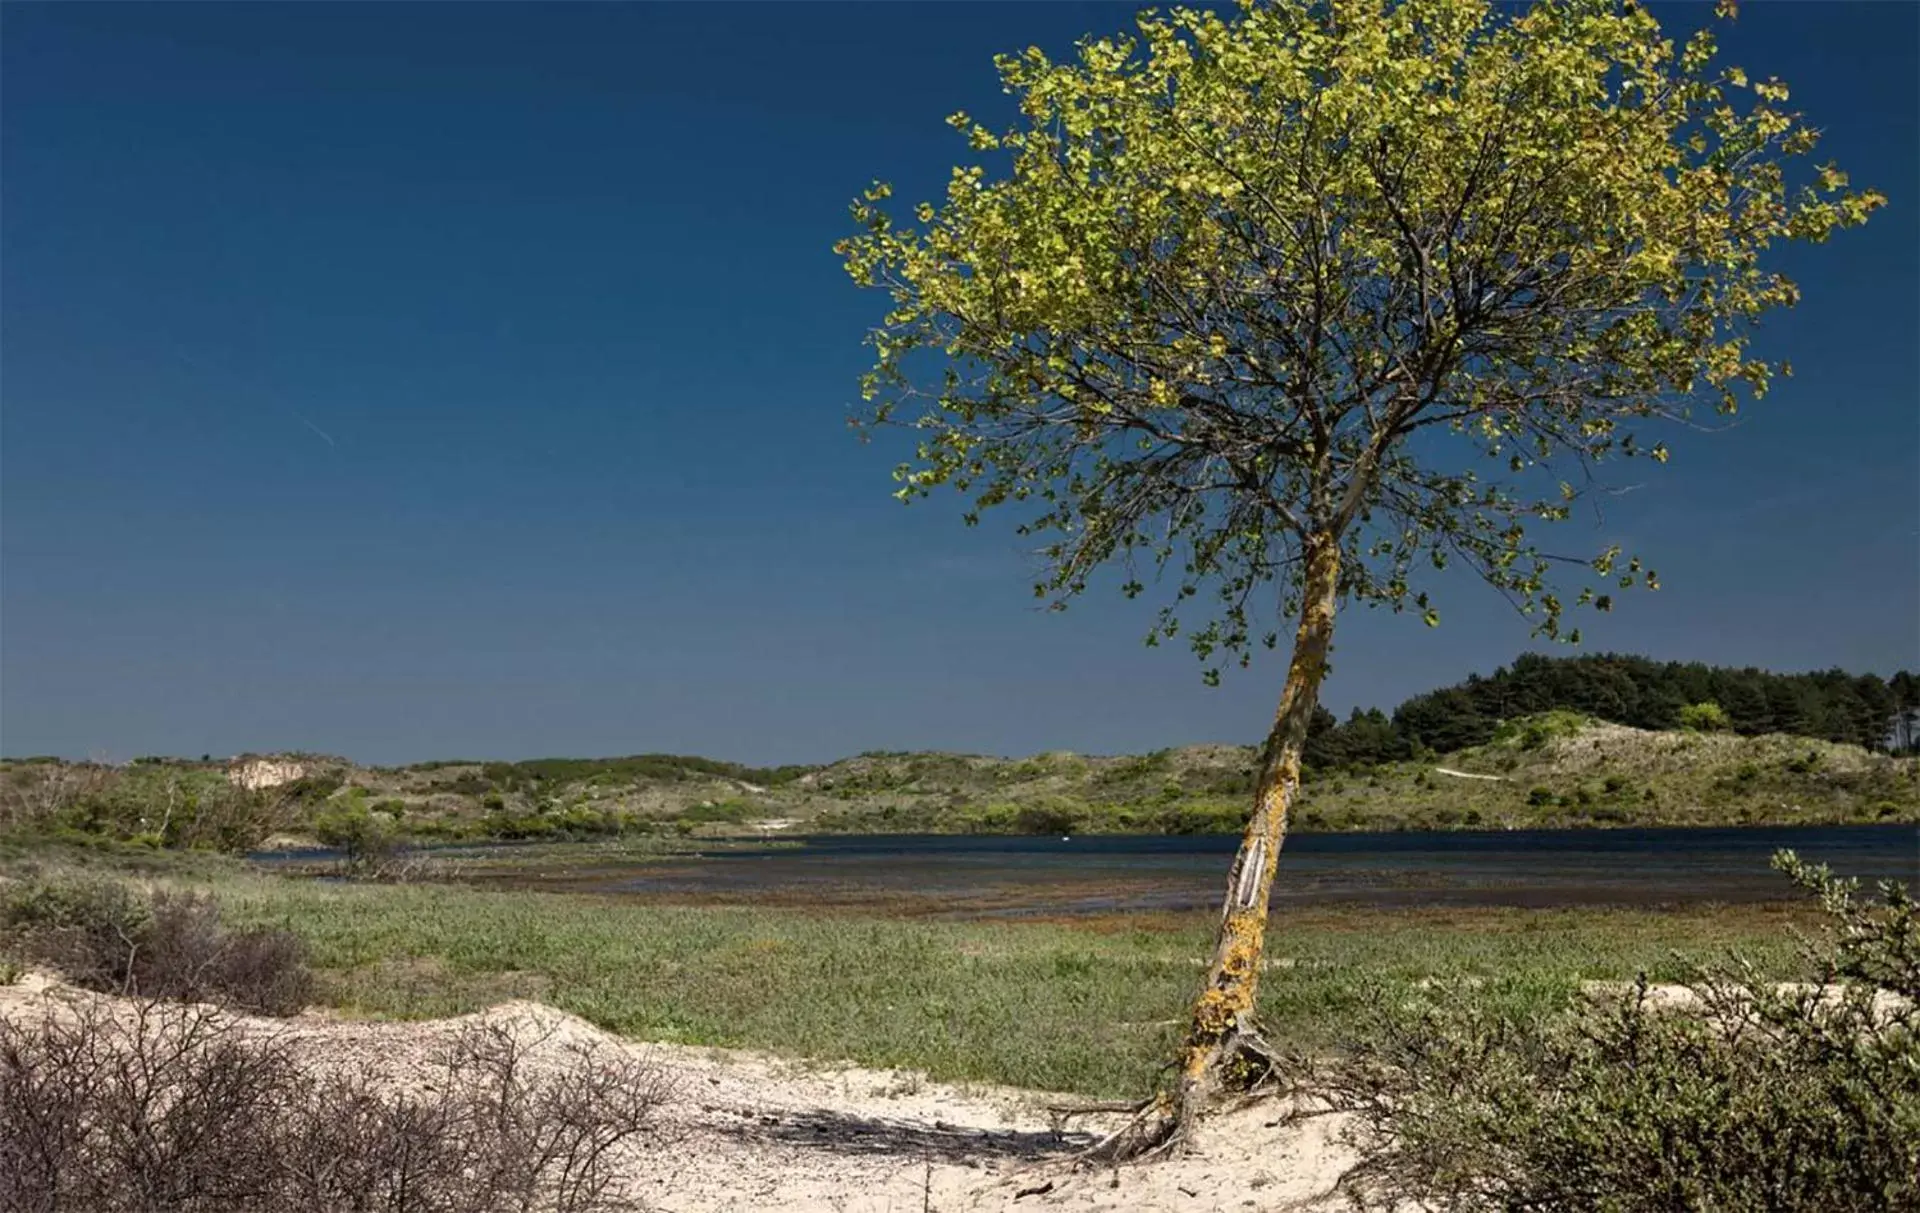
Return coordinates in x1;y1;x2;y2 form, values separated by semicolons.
159;868;1812;1098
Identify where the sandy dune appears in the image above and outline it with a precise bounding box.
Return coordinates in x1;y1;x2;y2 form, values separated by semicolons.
0;975;1358;1212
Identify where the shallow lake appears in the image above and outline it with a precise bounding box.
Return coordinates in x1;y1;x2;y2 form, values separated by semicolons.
411;824;1919;918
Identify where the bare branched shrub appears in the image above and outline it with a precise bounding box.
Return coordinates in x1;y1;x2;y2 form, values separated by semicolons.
0;763;115;837
1307;850;1920;1211
139;893;315;1017
467;1020;672;1212
0;1001;297;1213
2;880;312;1017
0;877;150;994
0;762;290;854
0;1002;670;1212
163;782;290;854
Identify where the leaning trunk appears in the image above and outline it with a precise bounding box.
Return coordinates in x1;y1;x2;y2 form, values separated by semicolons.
1174;533;1341;1128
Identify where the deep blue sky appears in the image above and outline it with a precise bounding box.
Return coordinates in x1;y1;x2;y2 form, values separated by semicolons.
3;2;1915;766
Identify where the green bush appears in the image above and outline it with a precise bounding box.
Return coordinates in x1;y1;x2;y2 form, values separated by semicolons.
1492;711;1590;752
313;804;400;872
0;765;284;853
278;771;346;807
482;811;559;841
1786;750;1825;775
1526;786;1556;807
1311;850;1920;1211
957;804;1019;834
1013;802;1086;835
679;800;751;825
1676;701;1733;732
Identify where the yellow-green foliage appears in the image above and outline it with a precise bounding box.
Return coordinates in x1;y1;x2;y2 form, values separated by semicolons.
839;0;1883;666
1678;700;1734;732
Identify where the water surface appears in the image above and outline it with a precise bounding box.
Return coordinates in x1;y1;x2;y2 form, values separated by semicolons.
437;824;1918;918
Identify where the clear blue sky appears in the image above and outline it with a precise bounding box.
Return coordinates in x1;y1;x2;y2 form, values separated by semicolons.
3;2;1915;766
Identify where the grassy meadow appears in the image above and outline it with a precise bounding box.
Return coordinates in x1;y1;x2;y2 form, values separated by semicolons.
0;848;1816;1098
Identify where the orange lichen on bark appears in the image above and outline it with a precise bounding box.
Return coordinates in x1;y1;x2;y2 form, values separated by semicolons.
1174;536;1342;1115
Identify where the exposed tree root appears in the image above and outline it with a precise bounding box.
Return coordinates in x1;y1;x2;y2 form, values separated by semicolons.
1068;1021;1290;1166
1040;1097;1152;1137
1073;1098;1178;1164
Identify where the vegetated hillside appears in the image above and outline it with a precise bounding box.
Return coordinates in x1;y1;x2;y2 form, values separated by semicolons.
4;653;1914;848
1291;712;1916;832
775;717;1916;833
304;743;1269;839
5;715;1911;849
1315;651;1920;761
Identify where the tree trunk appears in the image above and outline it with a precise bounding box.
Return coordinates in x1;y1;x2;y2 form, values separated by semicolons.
1172;532;1341;1132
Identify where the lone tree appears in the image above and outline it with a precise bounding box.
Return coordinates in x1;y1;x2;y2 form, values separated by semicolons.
838;0;1880;1146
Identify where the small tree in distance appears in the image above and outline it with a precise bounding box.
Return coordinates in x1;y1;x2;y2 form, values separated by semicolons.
837;0;1881;1147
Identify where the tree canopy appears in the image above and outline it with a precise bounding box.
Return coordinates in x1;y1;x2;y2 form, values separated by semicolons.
839;0;1884;675
1305;653;1920;767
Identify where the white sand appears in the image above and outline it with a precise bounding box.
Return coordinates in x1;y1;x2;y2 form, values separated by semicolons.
0;974;1360;1212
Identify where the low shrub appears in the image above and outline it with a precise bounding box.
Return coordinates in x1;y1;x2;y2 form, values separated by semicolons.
140;892;315;1015
1304;850;1920;1211
1491;711;1590;752
1;876;151;992
1;878;312;1016
278;769;347;807
678;800;751;825
1786;749;1826;775
1013;802;1087;835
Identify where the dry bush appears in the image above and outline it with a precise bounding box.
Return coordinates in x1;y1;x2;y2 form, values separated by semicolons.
0;1001;670;1213
0;764;116;837
138;893;314;1017
0;877;150;994
0;1001;297;1213
2;879;312;1017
